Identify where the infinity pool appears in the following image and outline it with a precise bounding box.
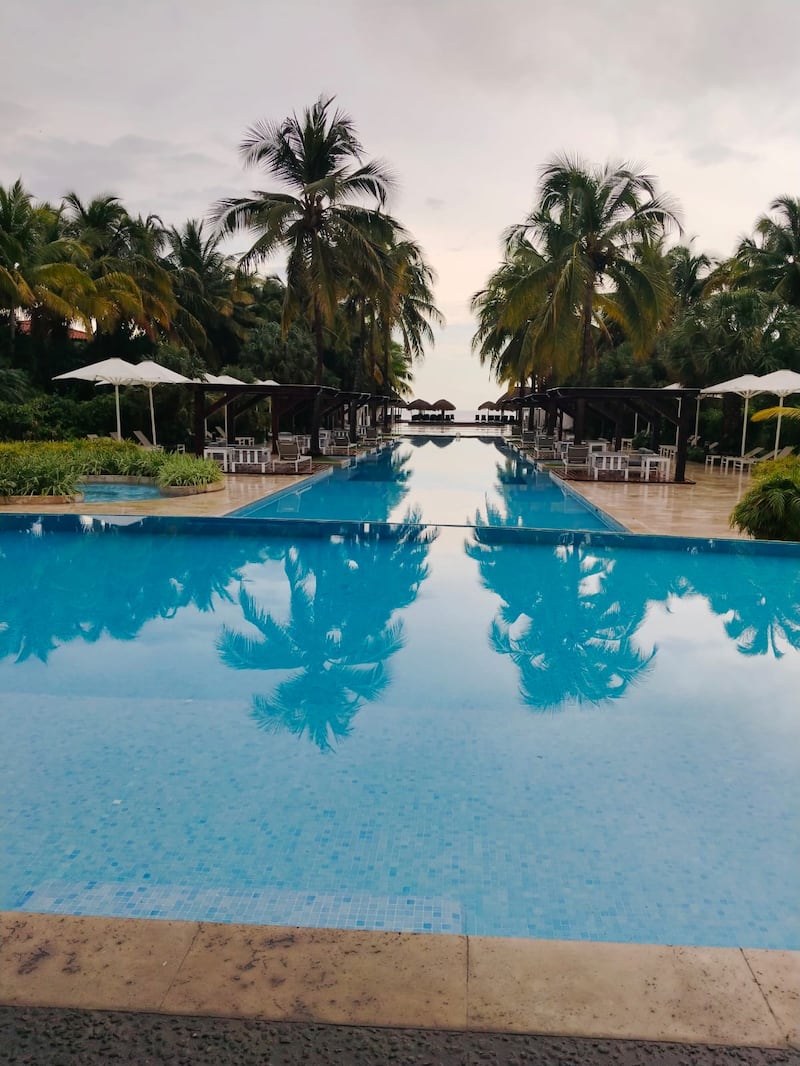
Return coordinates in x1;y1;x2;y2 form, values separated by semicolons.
1;511;798;948
232;436;618;529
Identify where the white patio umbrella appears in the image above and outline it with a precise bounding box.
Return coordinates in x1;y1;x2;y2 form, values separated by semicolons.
752;369;800;451
120;360;191;446
700;374;764;456
53;357;139;439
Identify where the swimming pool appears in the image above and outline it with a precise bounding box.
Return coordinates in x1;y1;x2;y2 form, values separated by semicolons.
1;512;797;949
79;482;162;503
231;436;620;529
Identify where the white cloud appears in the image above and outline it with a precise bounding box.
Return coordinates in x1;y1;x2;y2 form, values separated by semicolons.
3;0;800;404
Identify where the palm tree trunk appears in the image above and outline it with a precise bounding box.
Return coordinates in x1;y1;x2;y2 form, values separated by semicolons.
574;284;596;443
310;300;324;456
381;322;390;427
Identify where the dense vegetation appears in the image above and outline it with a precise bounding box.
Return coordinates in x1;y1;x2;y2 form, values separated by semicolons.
0;97;441;452
472;157;800;454
0;440;222;497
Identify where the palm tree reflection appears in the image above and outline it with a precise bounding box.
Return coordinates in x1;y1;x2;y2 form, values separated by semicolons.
696;557;800;658
467;535;656;710
0;520;256;662
217;514;438;750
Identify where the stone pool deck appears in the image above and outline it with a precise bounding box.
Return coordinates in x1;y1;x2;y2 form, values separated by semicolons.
3;458;798;1062
559;461;753;539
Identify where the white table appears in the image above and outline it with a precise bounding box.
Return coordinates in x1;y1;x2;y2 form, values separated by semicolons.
638;454;672;481
591;452;629;480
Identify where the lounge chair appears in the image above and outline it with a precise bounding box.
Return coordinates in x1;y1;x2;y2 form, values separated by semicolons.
749;445;795;468
274;438;313;473
519;430;538;451
360;426;381;445
721;447;764;472
133;429;162;451
561;445;590;478
329;430;358;456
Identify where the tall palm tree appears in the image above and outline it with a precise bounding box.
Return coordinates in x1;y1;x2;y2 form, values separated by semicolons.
375;236;442;424
213;95;397;453
734;196;800;305
486;156;680;439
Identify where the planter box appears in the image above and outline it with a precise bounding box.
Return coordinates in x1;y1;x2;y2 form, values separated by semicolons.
0;495;75;505
161;481;224;497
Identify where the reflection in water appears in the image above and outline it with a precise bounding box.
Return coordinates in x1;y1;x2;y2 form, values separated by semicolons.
472;447;595;529
217;514;438;751
467;531;800;711
696;557;800;658
0;520;255;663
467;536;656;710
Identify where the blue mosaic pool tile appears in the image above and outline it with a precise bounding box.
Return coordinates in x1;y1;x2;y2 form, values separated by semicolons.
20;881;466;934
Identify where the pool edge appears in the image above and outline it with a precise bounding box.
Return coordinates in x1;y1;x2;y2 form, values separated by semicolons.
1;911;796;1048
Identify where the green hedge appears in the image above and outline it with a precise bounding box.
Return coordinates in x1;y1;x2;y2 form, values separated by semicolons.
0;441;223;496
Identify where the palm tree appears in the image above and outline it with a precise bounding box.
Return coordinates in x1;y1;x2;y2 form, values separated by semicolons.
162;219;253;361
490;156;680;439
213;95;397;453
734;196;800;305
375;236;443;425
0;180;96;353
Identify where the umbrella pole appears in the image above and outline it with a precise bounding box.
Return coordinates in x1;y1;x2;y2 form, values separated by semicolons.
149;387;157;447
741;395;749;457
775;396;784;452
694;397;701;440
114;384;122;440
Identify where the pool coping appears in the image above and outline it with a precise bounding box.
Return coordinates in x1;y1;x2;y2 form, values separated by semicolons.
1;912;797;1048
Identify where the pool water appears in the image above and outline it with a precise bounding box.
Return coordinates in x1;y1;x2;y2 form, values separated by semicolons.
232;436;617;529
1;513;798;948
80;482;162;503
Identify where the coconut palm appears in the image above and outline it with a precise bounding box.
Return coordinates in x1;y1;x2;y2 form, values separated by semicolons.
0;180;95;349
162;219;254;361
734;196;800;305
213;95;397;453
375;236;443;423
489;157;680;438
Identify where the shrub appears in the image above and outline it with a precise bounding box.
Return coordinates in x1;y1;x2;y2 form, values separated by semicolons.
0;441;222;496
155;454;223;487
730;457;800;541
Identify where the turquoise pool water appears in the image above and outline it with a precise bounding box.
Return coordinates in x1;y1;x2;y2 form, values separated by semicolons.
232;436;618;529
80;482;162;503
0;512;798;948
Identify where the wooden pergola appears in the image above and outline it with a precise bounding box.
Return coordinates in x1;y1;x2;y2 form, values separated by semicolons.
547;386;700;483
191;382;336;455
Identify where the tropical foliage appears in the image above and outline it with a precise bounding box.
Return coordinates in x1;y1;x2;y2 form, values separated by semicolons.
730;456;800;541
0;98;441;448
0;439;222;496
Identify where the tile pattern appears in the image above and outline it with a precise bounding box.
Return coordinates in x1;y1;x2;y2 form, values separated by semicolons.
19;881;465;934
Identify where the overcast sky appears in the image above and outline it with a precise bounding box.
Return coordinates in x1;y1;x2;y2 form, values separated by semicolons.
4;0;800;406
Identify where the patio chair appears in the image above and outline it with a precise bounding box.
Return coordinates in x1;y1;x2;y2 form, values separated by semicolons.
704;443;722;470
720;447;764;473
360;425;381;445
533;436;556;460
133;429;162;451
561;445;590;478
520;430;538;451
274;438;313;473
329;430;358;456
749;445;795;468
